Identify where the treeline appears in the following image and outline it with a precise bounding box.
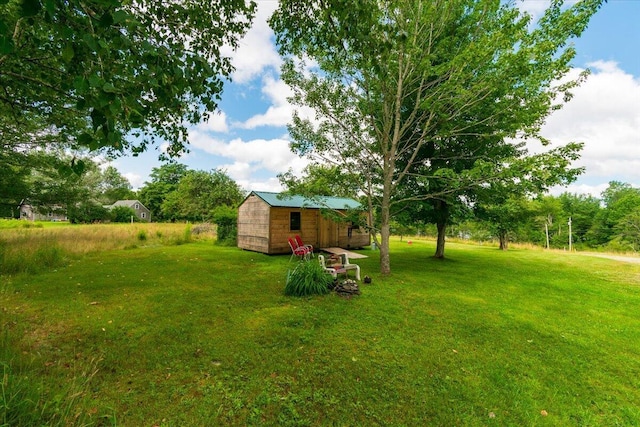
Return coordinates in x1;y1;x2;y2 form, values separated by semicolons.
398;181;640;253
1;153;243;240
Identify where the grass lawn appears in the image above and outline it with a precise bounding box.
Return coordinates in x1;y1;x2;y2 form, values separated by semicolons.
2;226;640;426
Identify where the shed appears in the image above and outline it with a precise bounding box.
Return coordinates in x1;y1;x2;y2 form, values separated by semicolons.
237;191;370;255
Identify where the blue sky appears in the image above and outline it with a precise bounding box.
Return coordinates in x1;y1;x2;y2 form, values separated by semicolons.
112;0;640;198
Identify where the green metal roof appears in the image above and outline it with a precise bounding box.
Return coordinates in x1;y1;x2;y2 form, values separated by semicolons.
250;191;361;210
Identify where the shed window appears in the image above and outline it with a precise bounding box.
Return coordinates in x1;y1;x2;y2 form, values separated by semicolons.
141;212;146;219
134;203;140;209
290;212;301;231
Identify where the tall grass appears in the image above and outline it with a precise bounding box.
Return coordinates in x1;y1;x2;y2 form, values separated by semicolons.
285;259;332;296
1;332;113;426
0;223;213;276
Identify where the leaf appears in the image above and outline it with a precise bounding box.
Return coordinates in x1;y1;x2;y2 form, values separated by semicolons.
90;108;107;130
20;0;41;17
62;43;74;62
73;77;89;92
102;82;118;93
77;132;93;145
88;74;102;88
112;10;130;24
71;159;86;175
0;35;13;54
82;33;99;51
98;11;114;28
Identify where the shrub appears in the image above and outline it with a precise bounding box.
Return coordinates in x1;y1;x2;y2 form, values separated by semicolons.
212;205;237;246
110;206;138;223
183;223;192;242
137;230;147;241
68;201;111;224
285;259;332;297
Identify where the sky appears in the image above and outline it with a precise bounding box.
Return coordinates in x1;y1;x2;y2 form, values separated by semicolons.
111;0;640;199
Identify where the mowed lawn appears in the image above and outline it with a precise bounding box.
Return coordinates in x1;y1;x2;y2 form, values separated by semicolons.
2;227;640;426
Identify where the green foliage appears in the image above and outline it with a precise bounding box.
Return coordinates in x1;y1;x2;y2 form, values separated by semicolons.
110;205;137;223
138;163;188;221
271;0;603;271
161;169;245;222
278;164;362;198
0;0;256;155
99;165;134;204
67;200;111;224
212;205;238;245
137;229;147;241
284;259;332;297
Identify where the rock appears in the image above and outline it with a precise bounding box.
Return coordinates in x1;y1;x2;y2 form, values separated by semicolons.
334;279;360;297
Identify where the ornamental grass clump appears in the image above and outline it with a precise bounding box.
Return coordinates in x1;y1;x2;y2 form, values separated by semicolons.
284;259;332;297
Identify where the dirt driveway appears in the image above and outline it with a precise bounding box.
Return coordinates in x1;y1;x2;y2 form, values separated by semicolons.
584;253;640;264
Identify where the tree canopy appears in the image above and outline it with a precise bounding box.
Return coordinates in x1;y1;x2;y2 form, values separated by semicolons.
0;0;256;157
271;0;604;274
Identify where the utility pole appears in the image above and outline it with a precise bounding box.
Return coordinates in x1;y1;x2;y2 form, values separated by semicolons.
568;217;572;252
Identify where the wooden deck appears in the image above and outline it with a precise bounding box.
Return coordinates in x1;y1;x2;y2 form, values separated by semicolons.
319;247;368;259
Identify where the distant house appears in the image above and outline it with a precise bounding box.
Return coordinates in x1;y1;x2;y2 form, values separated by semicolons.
107;200;151;221
18;200;68;222
237;191;370;255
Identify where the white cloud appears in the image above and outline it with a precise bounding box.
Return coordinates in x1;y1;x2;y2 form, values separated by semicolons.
187;130;309;188
516;0;551;20
222;1;282;84
124;172;144;190
539;61;640;183
240;74;294;128
238;73;318;129
549;182;609;198
198;111;229;133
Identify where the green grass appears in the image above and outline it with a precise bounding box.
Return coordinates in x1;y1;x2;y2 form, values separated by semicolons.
2;231;640;426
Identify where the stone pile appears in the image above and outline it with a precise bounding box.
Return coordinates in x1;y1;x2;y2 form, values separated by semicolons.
333;279;360;297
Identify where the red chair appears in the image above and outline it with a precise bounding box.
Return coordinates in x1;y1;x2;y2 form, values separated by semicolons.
288;237;310;261
294;235;314;258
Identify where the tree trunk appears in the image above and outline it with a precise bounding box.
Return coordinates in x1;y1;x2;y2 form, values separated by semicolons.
379;191;391;275
433;199;449;259
435;220;446;258
499;231;509;250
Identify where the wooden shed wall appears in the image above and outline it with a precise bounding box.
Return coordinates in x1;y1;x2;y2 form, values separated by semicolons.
268;207;318;254
237;194;270;253
338;224;370;249
238;195;371;254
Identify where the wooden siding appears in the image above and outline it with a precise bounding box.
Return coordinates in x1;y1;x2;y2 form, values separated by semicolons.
237;194;270;253
338;223;370;248
269;208;318;254
237;193;371;255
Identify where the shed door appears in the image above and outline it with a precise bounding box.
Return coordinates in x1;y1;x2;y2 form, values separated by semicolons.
318;214;338;247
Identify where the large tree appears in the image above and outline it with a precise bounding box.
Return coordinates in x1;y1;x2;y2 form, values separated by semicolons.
161;169;244;222
99;165;135;204
271;0;603;274
0;0;255;156
137;163;189;221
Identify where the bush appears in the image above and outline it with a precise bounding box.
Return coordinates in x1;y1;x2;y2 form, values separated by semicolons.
285;259;332;297
212;205;237;246
110;206;138;223
68;201;111;223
